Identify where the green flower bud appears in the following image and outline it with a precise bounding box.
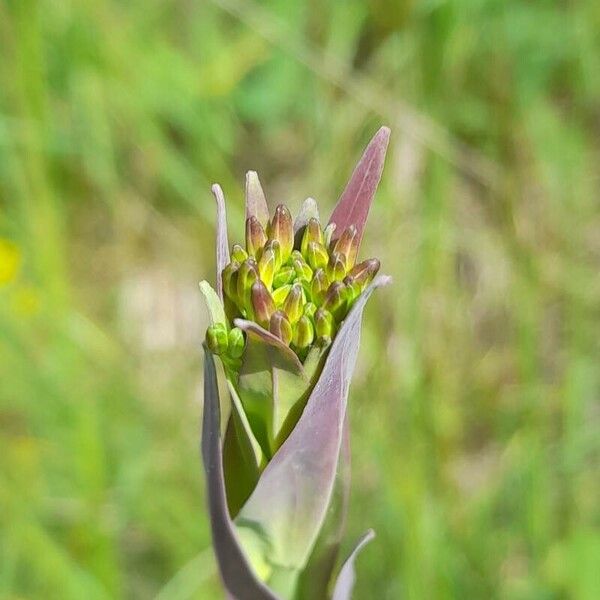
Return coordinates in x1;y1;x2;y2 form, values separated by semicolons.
245;216;267;257
228;327;245;358
327;252;346;282
300;218;324;257
237;259;258;315
282;283;304;324
293;315;314;349
268;205;294;262
292;251;313;282
314;308;335;339
348;258;380;289
269;310;293;346
258;246;276;289
273;266;295;289
222;260;240;303
264;239;282;272
272;284;292;307
310;268;330;305
342;275;362;303
206;323;228;355
303;301;317;321
322;281;347;321
251;280;276;328
333;225;358;269
231;244;248;264
323;222;336;247
306;241;329;271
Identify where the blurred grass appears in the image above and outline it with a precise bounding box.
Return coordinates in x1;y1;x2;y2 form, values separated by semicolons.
1;0;599;598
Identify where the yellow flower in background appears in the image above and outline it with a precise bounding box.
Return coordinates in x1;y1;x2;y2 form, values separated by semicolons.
0;238;21;285
11;286;40;317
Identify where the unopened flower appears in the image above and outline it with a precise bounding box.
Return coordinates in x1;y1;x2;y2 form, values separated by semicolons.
200;127;391;600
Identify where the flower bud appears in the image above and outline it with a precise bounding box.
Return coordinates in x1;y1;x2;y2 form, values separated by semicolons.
292;251;313;282
300;218;324;257
293;315;314;349
258;246;276;289
282;283;304;324
206;323;228;355
269;310;292;346
322;281;347;321
222;260;240;303
251;280;276;328
333;225;358;269
268;205;294;262
245;216;267;257
237;259;258;314
306;241;329;271
327;252;346;282
231;244;248;264
272;284;292;306
310;268;330;305
348;258;380;289
228;327;245;358
303;301;317;321
273;266;295;289
264;239;282;272
323;222;336;247
342;275;362;303
314;308;335;340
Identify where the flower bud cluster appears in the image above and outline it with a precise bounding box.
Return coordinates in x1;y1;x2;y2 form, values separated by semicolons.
207;205;379;359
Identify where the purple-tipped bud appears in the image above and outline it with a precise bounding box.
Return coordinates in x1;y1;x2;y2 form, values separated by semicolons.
306;241;329;271
273;266;295;289
245;216;267;257
268;205;294;262
231;244;248;264
251;280;276;328
327;252;347;282
291;251;312;281
206;323;228;355
222;260;240;303
314;308;335;339
293;315;314;349
272;284;292;306
300;217;324;257
323;222;336;247
227;327;245;358
258;246;276;289
348;258;380;288
282;283;304;324
269;310;292;346
333;225;358;269
310;268;330;304
237;259;258;314
322;281;347;321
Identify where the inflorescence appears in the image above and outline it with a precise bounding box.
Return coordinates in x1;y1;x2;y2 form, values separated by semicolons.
206;205;380;361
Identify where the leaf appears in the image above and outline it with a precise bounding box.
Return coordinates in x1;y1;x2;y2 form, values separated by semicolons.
199;280;227;326
201;347;280;600
246;171;270;226
234;319;309;456
331;530;375;600
327;127;390;249
233;275;392;587
293;197;319;233
295;420;351;600
211;184;230;301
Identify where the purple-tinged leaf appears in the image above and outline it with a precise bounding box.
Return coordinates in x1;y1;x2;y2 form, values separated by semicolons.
331;530;375;600
327;127;390;249
211;184;230;301
234;275;391;576
246;171;270;227
234;318;305;376
201;347;280;600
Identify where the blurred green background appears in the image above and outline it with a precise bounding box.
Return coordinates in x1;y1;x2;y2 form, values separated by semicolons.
1;0;599;598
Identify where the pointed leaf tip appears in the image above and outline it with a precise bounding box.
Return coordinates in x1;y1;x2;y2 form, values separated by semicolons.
332;530;376;600
328;126;391;249
246;171;270;226
211;184;230;301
